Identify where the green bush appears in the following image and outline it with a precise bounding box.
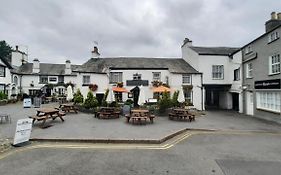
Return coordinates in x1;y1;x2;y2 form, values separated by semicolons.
124;99;133;106
158;91;172;113
73;89;84;104
101;89;109;107
83;91;98;109
0;92;8;100
171;90;180;107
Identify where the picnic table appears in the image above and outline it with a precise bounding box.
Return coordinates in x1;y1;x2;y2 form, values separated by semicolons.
127;109;155;124
0;114;11;124
59;103;78;113
169;108;195;122
29;108;65;128
96;107;120;119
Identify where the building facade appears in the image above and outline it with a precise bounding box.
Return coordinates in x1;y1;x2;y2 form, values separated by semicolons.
181;39;243;112
242;12;281;123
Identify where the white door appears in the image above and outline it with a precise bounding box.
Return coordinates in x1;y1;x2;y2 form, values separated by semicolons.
246;92;254;115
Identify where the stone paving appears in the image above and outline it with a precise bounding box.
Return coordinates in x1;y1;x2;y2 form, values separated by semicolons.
1;102;281;141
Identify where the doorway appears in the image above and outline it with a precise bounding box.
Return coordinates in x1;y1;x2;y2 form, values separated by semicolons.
232;93;239;111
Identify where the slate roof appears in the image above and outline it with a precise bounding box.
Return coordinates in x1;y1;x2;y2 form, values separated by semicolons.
0;57;13;69
77;57;200;74
189;46;240;56
13;63;80;75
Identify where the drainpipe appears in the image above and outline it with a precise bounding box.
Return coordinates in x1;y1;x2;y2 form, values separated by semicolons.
201;73;204;111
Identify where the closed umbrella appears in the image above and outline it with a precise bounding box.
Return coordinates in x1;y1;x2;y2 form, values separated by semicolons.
138;86;146;105
177;88;185;103
66;85;73;102
106;86;115;102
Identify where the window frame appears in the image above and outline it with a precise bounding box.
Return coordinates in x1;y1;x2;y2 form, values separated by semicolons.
246;63;253;79
48;76;58;83
256;91;280;113
234;68;240;81
268;31;280;43
82;75;91;85
212;65;224;80
109;72;123;84
269;54;280;75
39;76;48;84
152;72;161;81
182;74;191;84
0;66;5;77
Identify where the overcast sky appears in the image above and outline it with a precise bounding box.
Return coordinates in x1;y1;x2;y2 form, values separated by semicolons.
0;0;280;64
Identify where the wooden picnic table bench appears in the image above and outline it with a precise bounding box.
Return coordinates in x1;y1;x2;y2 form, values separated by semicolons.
127;109;155;124
59;103;78;113
29;108;65;128
169;108;195;122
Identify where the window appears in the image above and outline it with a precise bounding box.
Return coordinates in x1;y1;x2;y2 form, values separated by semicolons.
184;89;192;104
58;76;64;83
246;63;253;78
83;75;90;85
49;77;57;82
256;92;280;113
13;76;18;85
234;68;240;81
0;84;5;92
133;73;142;80
109;72;122;83
0;66;5;77
212;65;224;79
268;31;280;43
152;72;161;81
245;45;252;54
269;54;280;74
182;74;191;84
39;76;48;84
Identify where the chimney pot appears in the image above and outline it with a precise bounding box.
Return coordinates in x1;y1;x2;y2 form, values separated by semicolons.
91;46;100;58
271;12;277;20
278;13;281;20
15;45;19;51
183;38;192;46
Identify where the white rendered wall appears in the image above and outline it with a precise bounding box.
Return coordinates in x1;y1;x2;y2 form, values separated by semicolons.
181;46;200;70
11;51;27;67
75;73;108;98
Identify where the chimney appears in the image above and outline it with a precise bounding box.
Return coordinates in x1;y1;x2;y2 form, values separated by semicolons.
91;46;100;58
32;58;40;73
65;60;72;74
183;38;192;47
15;45;19;51
265;12;281;32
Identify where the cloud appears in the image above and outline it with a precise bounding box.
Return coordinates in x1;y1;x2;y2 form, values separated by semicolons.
0;0;280;64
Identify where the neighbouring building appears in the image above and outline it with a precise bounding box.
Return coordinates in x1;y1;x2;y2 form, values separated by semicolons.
181;38;243;112
242;12;281;123
0;57;13;96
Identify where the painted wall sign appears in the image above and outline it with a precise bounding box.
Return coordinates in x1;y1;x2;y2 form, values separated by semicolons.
13;118;33;145
255;79;281;89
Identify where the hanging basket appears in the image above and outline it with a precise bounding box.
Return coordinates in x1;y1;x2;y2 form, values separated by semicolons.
89;84;98;91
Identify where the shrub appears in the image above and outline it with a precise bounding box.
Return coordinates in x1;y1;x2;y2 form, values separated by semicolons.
73;89;84;104
124;99;133;106
0;92;8;100
83;91;98;109
158;91;172;113
101;89;109;107
171;90;179;107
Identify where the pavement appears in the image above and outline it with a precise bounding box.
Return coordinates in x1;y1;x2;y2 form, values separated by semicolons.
1;102;281;141
1;132;281;175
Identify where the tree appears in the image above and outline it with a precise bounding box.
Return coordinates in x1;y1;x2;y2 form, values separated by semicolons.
73;89;84;104
0;40;12;60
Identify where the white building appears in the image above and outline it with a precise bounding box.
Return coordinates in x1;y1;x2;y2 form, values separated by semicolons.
182;38;243;112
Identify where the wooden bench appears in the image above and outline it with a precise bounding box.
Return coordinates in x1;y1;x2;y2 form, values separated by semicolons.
131;116;149;125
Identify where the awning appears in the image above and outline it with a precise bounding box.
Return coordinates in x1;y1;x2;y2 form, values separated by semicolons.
112;87;128;93
153;85;171;93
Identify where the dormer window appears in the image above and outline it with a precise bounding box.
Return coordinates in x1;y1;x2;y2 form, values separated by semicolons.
133;73;141;80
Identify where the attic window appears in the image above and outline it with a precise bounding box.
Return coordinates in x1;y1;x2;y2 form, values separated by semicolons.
133;73;142;80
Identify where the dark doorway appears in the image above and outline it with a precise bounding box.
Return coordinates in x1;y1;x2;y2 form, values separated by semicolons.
205;90;220;108
232;93;239;111
96;93;104;106
130;86;140;108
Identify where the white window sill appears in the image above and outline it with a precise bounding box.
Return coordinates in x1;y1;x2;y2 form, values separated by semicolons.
268;72;280;76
